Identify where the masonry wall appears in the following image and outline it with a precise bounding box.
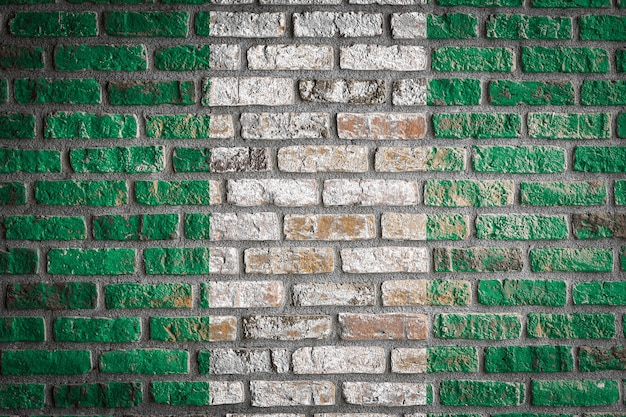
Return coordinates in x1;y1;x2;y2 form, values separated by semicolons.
0;0;625;416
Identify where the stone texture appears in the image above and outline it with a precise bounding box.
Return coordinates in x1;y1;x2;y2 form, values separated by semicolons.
292;346;385;374
323;180;419;206
248;45;333;70
337;113;427;140
341;45;427;70
241;113;330;139
341;247;428;273
299;79;385;104
227;179;318;207
392;79;427;105
391;13;427;39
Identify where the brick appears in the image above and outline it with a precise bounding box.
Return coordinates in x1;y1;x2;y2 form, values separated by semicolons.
145;247;238;275
9;12;97;37
104;12;189;37
0;182;26;206
376;146;466;172
337;113;426;140
531;380;618;406
573;282;626;305
438;0;522;4
1;349;91;375
617;50;626;72
435;247;523;273
149;316;213;341
300;79;385;104
580;15;626;40
522;47;608;73
582;80;626;105
106;283;192;308
293;346;385;374
205;77;293;106
248;45;333;70
0;317;45;342
0;248;38;275
53;382;142;408
151;381;210;406
433;113;521;139
342;382;431;406
55;44;147;71
382;213;469;240
489;80;574;105
579;346;626;371
241;113;329;139
35;180;127;206
70;146;164;173
284;214;375;241
0;384;44;409
391;12;427;38
201;281;285;308
382;279;471;306
54;317;141;342
279;146;367;173
136;180;218;206
94;214;178;241
48;248;136;275
175;147;268;173
392;78;427;105
617;181;626;205
323;179;419;206
243;315;332;340
528;313;616;339
486;14;571;39
478;279;566;306
485;346;573;373
618;114;626;137
432;47;514;72
197;12;285;37
340;45;426;71
530;248;613;272
573;213;626;239
427;14;478;39
187;212;280;241
533;0;609;5
520;181;606;206
440;381;524;406
108;81;195;106
476;214;568;240
6;282;96;310
428;78;481;106
292;283;375;306
0;46;44;69
147;114;233;139
155;45;240;71
473;146;565;174
14;78;100;104
45;112;137;139
574;147;626;172
427;346;479;373
0;114;35;139
435;313;521;340
339;313;427;340
294;12;383;37
100;349;188;374
245;247;333;274
528;113;610;139
341;247;428;273
201;348;289;374
0;149;59;173
250;381;335;407
228;179;318;207
4;216;85;240
425;180;514;207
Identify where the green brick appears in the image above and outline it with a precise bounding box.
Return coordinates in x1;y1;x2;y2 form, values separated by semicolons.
437;0;523;6
472;146;565;174
581;80;626;105
151;381;210;406
68;0;151;2
1;350;91;375
531;380;618;406
6;282;96;310
105;283;192;308
486;14;571;40
0;182;25;206
70;146;164;173
144;247;211;275
0;317;45;342
478;279;566;306
0;384;45;409
427;280;471;306
528;113;610;140
15;78;100;104
530;248;613;272
425;180;513;207
135;180;212;206
173;148;211;172
427;346;478;372
0;0;54;3
9;12;97;37
580;15;626;41
45;112;138;139
533;0;609;6
489;80;574;106
572;213;626;239
623;248;626;271
432;113;521;139
0;248;38;275
0;114;35;139
0;80;6;103
579;346;626;371
574;147;626;172
476;214;568;240
5;216;86;240
94;214;178;241
150;317;211;341
55;44;147;71
618;113;626;137
520;181;606;206
108;81;195;106
440;380;524;406
54;317;141;342
0;149;60;173
53;382;142;408
493;414;573;417
617;181;626;205
427;79;480;106
573;282;626;305
184;213;210;239
485;346;573;373
435;313;522;340
522;47;608;73
155;45;211;71
427;14;478;39
432;47;514;72
99;349;188;374
427;214;469;240
0;46;44;69
617;50;626;72
35;180;127;206
104;12;189;37
528;313;616;339
434;247;523;272
146;114;212;139
48;248;136;275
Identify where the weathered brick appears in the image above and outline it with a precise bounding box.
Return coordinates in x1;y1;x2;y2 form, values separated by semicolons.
55;44;147;71
428;78;481;105
155;45;240;71
433;113;521;139
9;12;97;37
2;349;91;375
528;313;616;339
243;315;332;340
294;12;383;37
106;283;192;308
341;45;426;71
0;45;44;69
70;146;164;173
151;381;210;406
476;214;568;240
197;12;285;37
201;281;284;308
48;248;135;275
573;213;626;239
250;381;335;407
438;0;522;4
485;346;573;373
343;382;431;406
440;381;524;406
486;14;571;39
201;348;289;374
186;212;280;241
14;78;100;104
574;147;626;172
530;248;613;272
205;78;293;106
0;113;36;139
108;81;195;106
533;0;609;6
248;45;333;70
284;214;374;241
581;80;626;106
5;216;85;241
579;15;626;41
489;81;574;105
323;179;419;206
7;282;96;310
228;179;318;207
45;112;137;139
479;279;566;306
279;146;367;173
338;113;426;140
0;384;45;409
292;283;376;306
100;349;188;374
341;247;428;273
528;113;610;139
241;113;329;139
425;180;514;207
104;12;189;37
94;214;178;241
428;14;478;39
54;317;140;342
432;47;515;72
392;347;478;373
579;346;626;371
245;247;334;274
0;182;26;206
339;313;427;340
293;346;385;374
35;180;127;206
300;79;385;104
617;181;626;205
0;149;60;173
392;78;427;105
434;247;523;273
382;279;471;306
153;316;236;341
617;50;626;73
435;313;521;340
522;47;608;73
382;213;469;240
574;282;626;305
472;146;565;173
147;114;232;139
144;247;238;275
391;12;427;38
531;380;618;406
0;317;45;342
520;181;606;206
0;248;38;275
53;382;142;408
136;180;218;206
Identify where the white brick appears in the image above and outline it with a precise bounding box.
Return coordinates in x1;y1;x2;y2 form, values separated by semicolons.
207;281;285;308
206;12;285;37
292;282;376;306
392;79;427;106
342;382;430;406
284;214;376;240
294;12;382;37
391;13;427;39
244;247;334;274
262;0;340;3
341;247;429;273
292;346;385;374
251;381;335;407
248;45;333;70
391;348;427;373
323;179;419;206
209;381;245;405
243;315;333;340
340;45;426;71
210;44;241;70
241;113;330;140
210;212;280;241
209;348;289;374
227;179;318;207
210;147;270;173
381;213;427;240
205;77;293;106
381;280;428;306
209;247;240;274
299;79;386;104
278;146;368;173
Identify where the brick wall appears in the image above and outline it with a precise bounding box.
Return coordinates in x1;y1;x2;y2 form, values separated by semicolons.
0;0;625;415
